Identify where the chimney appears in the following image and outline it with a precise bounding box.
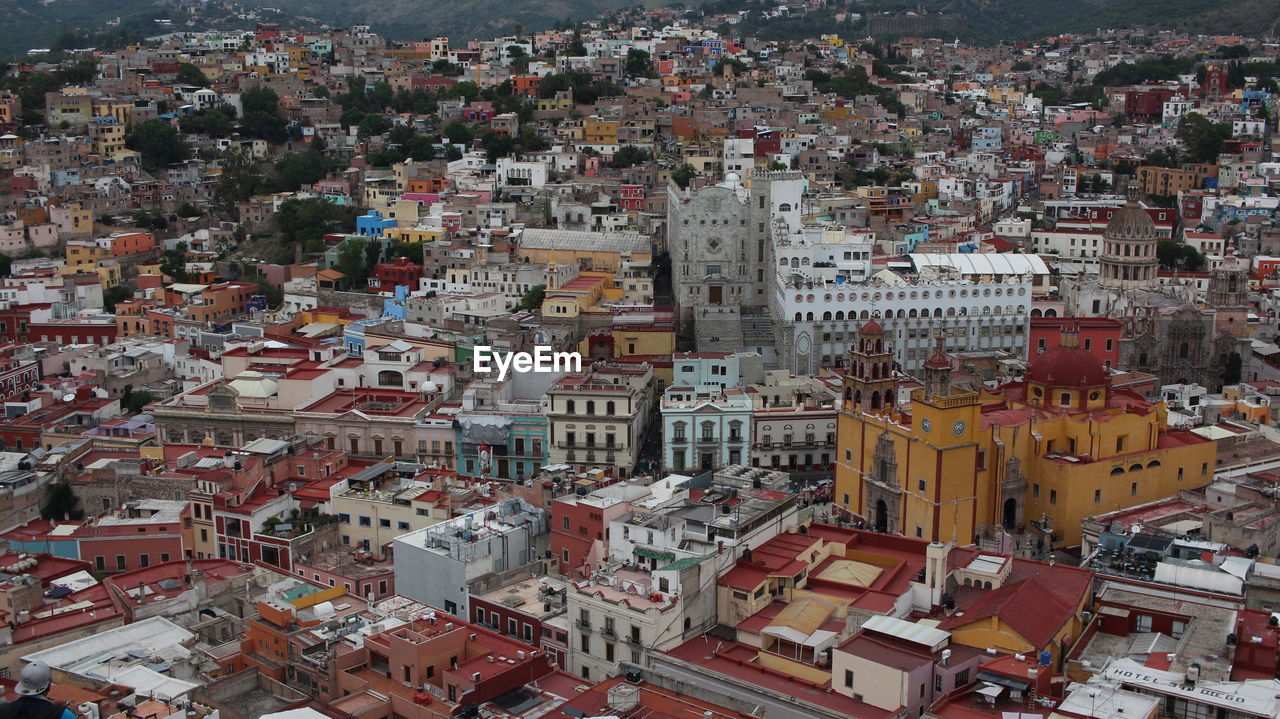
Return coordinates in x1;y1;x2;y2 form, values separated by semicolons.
925;542;949;607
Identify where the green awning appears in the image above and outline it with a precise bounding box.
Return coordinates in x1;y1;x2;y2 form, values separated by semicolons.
634;547;676;562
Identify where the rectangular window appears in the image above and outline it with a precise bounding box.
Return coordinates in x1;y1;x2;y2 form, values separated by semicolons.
1131;481;1138;496
379;518;391;528
1033;483;1040;498
1049;490;1058;505
116;555;127;570
1136;614;1152;632
845;670;854;688
359;516;372;527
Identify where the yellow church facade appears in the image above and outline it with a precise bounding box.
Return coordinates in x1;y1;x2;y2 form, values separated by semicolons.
835;321;1216;548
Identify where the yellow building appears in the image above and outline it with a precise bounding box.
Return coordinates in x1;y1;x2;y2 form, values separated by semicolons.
383;227;447;244
63;241;122;287
583;117;620;144
333;481;451;558
835;322;1216;548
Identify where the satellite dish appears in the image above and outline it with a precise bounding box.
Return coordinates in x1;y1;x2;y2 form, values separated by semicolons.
61;393;75;403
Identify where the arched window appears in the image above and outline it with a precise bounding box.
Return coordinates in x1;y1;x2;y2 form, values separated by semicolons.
606;401;615;415
1130;464;1144;473
1111;467;1125;475
377;370;404;387
586;401;595;415
1146;460;1161;469
567;400;575;413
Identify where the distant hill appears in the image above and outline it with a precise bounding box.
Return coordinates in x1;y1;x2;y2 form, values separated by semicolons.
1;0;1277;60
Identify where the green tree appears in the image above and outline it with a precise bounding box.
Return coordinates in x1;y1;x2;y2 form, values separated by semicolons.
103;284;132;312
1176;114;1233;163
121;388;154;414
609;145;651;168
670;164;697;189
357;113;391;138
443;120;474;145
239;87;288;142
334;238;371;287
272;149;331;192
518;284;546;310
125;120;188;171
179;108;233;136
404;134;439;161
160;242;191;282
625;49;656;78
214;149;265;208
276;198;358;253
1144;147;1180;168
1156;240;1206;271
176;63;210;86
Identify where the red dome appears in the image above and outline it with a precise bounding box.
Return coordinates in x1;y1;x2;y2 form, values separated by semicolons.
1025;345;1109;388
860;318;883;335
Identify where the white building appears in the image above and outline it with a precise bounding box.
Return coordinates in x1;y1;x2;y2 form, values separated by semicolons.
392;498;548;617
770;253;1042;375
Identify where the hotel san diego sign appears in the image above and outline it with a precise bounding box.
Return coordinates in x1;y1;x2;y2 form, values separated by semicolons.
1103;660;1272;715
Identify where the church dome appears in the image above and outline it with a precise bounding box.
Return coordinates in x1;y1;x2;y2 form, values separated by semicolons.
228;370;278;398
1025;344;1109;388
1105;202;1156;241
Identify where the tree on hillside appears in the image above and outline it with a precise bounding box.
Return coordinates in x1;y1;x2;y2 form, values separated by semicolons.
272;149;331;192
334;238;370;287
160;242;191;282
239;87;288;142
1176;114;1233;163
125;120;188;171
276;198;358;254
518;285;546;310
671;164;697;190
214;149;265;208
176;63;210;86
609;145;651;168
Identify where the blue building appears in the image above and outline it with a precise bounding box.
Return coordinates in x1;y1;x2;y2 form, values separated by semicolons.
356;210;398;237
454;383;549;480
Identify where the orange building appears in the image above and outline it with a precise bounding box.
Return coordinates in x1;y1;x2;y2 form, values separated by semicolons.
100;231;156;257
511;75;542;97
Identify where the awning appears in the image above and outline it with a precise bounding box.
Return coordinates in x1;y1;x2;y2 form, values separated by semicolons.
634;547;676;562
977;684;1004;699
977;671;1031;692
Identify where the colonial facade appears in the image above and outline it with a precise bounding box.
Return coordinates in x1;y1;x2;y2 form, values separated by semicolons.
835;321;1218;548
667;169;804;335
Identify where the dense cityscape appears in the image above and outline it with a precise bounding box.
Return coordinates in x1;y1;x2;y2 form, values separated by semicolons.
0;6;1278;719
